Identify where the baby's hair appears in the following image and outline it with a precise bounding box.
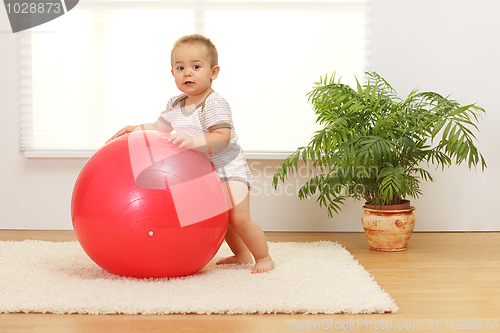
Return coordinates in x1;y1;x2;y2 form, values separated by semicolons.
171;34;218;68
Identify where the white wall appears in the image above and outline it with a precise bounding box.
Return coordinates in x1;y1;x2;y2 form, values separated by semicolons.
370;0;500;231
1;0;499;231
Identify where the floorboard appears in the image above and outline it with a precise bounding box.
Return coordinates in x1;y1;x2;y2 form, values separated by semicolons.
1;231;499;332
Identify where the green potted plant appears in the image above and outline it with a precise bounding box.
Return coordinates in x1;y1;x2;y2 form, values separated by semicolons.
273;72;486;251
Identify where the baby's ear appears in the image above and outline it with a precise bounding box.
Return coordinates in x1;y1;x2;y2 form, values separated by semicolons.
211;65;220;80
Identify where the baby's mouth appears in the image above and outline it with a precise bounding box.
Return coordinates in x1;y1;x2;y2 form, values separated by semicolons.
184;81;194;86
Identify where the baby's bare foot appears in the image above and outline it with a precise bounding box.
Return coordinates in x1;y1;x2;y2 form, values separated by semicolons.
251;256;274;274
216;255;253;265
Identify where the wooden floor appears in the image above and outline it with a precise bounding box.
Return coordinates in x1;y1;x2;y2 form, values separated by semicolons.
1;231;499;333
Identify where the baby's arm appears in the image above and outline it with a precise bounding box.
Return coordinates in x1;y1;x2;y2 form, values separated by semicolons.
169;128;230;153
107;120;173;143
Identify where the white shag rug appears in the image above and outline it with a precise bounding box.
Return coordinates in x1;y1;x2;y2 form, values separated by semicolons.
0;240;398;315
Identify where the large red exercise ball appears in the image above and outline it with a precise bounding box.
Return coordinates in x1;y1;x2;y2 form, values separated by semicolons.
71;131;230;278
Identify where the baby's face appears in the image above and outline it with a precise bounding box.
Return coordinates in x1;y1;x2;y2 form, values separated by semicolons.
171;43;219;99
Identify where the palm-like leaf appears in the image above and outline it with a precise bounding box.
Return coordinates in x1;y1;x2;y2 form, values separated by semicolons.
273;72;486;216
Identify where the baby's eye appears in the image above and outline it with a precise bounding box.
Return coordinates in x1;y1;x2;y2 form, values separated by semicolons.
193;64;201;70
177;66;184;71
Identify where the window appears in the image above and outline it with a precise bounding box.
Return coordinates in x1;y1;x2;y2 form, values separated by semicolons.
19;0;371;154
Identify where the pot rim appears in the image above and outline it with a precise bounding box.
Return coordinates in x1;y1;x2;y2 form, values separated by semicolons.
363;199;415;212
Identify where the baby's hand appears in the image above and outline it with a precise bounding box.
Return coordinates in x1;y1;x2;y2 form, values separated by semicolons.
168;133;195;149
107;125;138;143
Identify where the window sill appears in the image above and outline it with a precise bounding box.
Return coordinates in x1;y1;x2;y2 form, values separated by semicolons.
23;150;293;160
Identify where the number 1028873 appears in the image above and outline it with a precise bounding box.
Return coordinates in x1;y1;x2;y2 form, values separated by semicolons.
444;319;498;330
5;2;62;14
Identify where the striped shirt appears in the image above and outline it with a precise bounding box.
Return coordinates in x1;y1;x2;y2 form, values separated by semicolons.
158;90;252;187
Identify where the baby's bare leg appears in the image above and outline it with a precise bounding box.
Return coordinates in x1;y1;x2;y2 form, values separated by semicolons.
216;224;253;265
217;181;274;273
235;217;274;274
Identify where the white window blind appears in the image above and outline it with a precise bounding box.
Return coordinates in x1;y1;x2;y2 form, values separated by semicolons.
19;0;371;154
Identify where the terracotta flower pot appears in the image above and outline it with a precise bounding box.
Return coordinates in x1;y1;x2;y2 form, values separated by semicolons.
361;200;415;251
